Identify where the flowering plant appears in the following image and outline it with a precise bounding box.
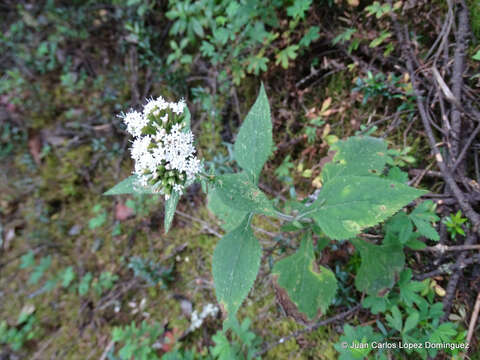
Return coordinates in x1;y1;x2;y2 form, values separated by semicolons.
105;84;427;331
122;97;201;197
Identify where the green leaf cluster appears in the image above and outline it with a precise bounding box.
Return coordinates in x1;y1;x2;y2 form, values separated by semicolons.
166;0;318;84
210;84;427;325
0;312;39;352
355;269;466;359
111;321;163;360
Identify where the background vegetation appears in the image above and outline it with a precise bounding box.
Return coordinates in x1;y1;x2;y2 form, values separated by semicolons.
1;0;479;359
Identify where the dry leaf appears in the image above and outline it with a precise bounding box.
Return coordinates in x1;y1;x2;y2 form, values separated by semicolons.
28;132;42;165
115;202;135;221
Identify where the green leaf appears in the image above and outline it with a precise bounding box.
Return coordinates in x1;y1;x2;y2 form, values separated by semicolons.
272;235;337;319
334;325;382;359
61;266;76;288
104;175;157;195
385;212;413;245
214;172;276;216
78;273;92;296
403;311;419;334
362;295;388;314
286;0;312;19
386;166;408;183
307;176;426;240
233;83;273;183
212;216;261;320
207;188;248;231
472;49;480;61
369;31;391;48
409;200;440;241
429;322;457;343
398;269;425;307
405;236;427;250
386;305;403;332
28;256;52;285
164;190;179;233
352;238;404;296
321;136;388;183
182;106;191;131
299;26;320;47
276;45;299;69
20;251;35;269
211;331;240;360
332;28;356;45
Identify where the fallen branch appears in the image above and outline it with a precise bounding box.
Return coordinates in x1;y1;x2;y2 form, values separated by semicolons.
419;243;480;253
414;253;480;281
466;292;480;348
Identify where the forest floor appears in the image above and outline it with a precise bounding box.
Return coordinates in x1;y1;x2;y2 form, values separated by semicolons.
1;1;480;359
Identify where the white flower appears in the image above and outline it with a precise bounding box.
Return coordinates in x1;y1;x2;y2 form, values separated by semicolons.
123;110;148;137
170;99;186;114
173;183;184;193
143;97;168;118
120;96;201;199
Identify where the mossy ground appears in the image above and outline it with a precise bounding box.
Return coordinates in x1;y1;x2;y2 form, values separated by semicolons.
0;67;350;358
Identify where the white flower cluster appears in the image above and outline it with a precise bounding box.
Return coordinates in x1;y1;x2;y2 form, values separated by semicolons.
121;96;201;198
188;303;219;332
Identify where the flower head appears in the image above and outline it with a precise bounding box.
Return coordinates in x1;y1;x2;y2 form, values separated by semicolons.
121;96;201;198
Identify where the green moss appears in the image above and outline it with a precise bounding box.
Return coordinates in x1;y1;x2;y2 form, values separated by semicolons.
41;145;92;199
469;0;480;41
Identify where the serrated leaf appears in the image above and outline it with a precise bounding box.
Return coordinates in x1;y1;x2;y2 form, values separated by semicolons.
352;238;404;296
164;190;179;233
211;332;240;360
207;188;248;230
386;166;408;183
362;295;388;314
321;136;388;183
403;311;419;334
212;216;261;320
104;175;157;195
398;269;425;307
386;305;403;332
385;212;413;245
233;83;272;183
429;322;457;343
214;172;276;216
409;200;440;241
272;235;337;319
405;237;426;250
307;176;426;240
334;325;382;359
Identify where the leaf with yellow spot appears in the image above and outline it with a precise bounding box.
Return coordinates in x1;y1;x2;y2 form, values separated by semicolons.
272;235;337;319
305;176;426;240
321;136;388;183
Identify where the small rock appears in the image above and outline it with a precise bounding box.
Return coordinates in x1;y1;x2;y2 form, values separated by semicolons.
68;224;82;236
